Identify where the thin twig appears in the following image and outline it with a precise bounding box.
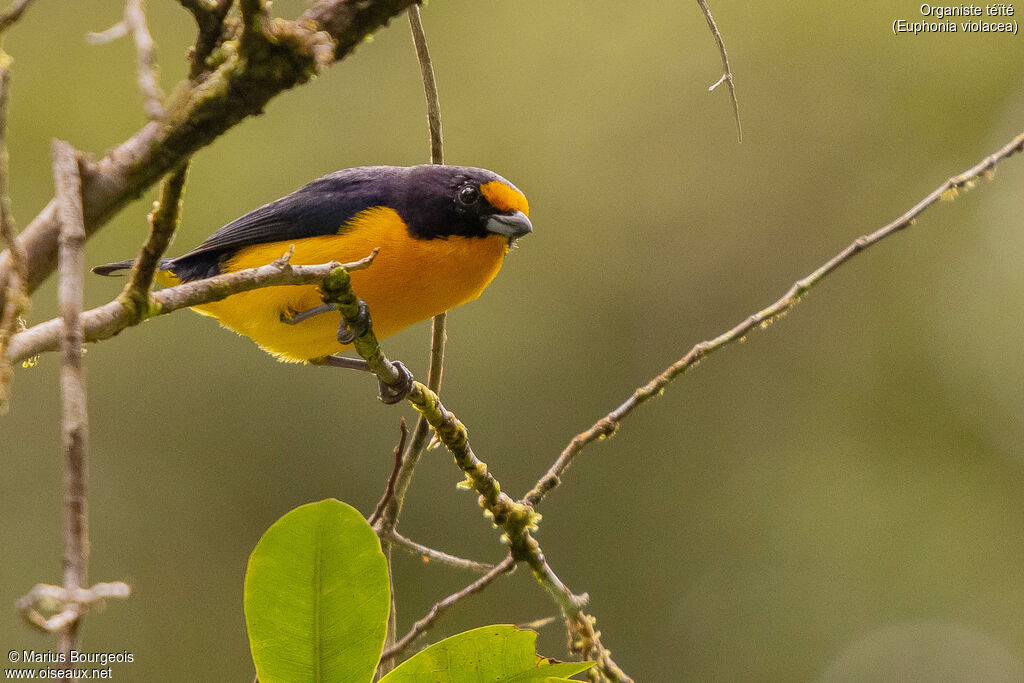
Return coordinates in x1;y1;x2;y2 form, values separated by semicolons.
516;616;559;631
378;555;516;663
696;0;741;142
0;0;35;34
376;8;447;669
388;530;496;573
6;250;379;365
369;417;408;526
85;22;129;44
52;140;88;658
0;37;25;412
377;2;447;537
17;582;131;633
121;165;188;316
88;0;165;119
525;129;1024;507
179;0;232;78
125;0;164;119
407;4;443;166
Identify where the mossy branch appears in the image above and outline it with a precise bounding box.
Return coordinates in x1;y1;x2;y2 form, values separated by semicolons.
0;0;416;317
118;165;188;322
317;267;634;683
377;3;447;541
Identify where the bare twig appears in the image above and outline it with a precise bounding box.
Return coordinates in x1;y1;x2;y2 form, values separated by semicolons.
52;140;88;657
388;530;496;573
407;4;443;166
525;129;1024;507
696;0;741;142
17;582;131;633
88;0;165;119
85;21;129;44
378;555;516;663
6;250;379;365
369;417;409;526
0;37;25;411
516;615;559;631
125;0;164;119
376;9;446;668
120;165;188;317
0;0;35;34
377;2;447;536
375;0;447;540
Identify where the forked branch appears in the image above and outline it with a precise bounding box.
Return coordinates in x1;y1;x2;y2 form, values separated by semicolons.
696;0;741;142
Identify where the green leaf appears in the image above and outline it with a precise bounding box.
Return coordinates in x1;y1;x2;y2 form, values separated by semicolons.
245;499;390;683
505;658;596;682
379;624;594;682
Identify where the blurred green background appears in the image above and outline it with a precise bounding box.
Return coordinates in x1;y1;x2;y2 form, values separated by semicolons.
2;1;1024;681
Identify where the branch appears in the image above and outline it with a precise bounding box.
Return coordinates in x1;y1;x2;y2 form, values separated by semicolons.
376;7;447;666
6;250;378;365
387;530;496;573
407;4;443;166
525;129;1024;507
124;0;165;119
369;416;408;526
317;269;634;682
0;0;417;316
0;29;25;411
696;0;741;142
88;0;168;119
52;140;89;656
17;582;131;633
0;0;35;35
378;555;516;663
376;4;447;537
120;165;188;318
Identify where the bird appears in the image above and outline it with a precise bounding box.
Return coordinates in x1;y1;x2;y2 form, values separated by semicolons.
93;165;532;363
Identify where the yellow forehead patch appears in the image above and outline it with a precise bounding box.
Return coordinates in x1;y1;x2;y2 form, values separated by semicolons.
480;181;529;216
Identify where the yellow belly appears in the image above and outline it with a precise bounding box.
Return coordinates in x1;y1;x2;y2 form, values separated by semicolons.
172;208;510;362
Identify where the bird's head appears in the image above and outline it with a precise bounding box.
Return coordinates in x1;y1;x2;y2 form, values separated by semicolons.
398;165;532;242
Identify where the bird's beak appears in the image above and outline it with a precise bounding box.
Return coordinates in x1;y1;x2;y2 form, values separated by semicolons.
486;211;533;239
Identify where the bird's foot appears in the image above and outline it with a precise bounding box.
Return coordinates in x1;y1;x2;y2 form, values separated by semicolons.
336;300;371;344
378;360;414;405
280;303;340;325
314;355;414;405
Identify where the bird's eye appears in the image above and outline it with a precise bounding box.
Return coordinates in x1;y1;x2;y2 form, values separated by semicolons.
458;185;480;206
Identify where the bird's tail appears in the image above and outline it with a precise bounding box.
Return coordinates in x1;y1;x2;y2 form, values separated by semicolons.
91;258;173;277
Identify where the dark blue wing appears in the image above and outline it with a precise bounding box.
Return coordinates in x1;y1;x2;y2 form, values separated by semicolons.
166;166;407;281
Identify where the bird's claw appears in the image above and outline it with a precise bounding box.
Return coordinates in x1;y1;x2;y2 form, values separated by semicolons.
378;361;414;405
337;300;371;344
280;303;340;325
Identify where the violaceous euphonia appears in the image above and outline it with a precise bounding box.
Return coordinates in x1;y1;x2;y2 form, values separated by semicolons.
93;165;532;363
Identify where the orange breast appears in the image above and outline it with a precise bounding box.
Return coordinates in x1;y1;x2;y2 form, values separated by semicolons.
183;207;510;362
